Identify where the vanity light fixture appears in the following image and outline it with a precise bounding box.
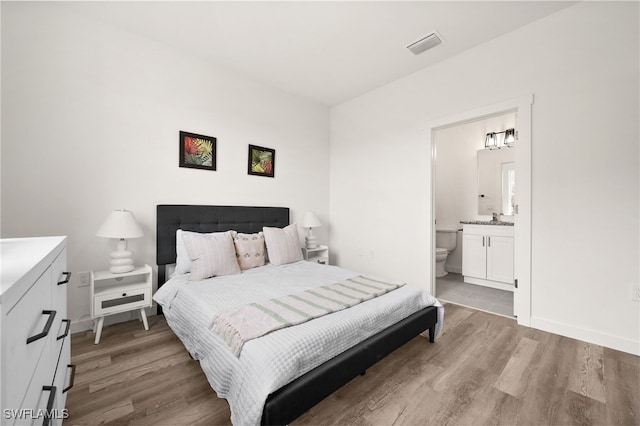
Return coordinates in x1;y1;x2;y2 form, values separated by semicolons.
503;128;516;147
484;132;498;149
485;128;516;149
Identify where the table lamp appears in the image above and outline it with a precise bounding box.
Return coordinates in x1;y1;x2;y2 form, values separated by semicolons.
302;212;321;249
96;209;144;273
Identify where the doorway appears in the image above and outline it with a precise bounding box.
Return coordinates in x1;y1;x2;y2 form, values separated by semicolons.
427;95;533;325
433;112;516;317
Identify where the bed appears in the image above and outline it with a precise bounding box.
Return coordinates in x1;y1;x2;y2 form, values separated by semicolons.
154;204;443;425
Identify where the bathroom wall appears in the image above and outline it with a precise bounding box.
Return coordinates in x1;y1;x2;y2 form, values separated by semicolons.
434;113;516;272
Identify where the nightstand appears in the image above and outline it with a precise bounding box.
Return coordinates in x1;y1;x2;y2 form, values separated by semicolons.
302;245;329;265
90;264;152;344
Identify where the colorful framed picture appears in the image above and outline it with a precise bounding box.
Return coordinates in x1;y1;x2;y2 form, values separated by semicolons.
248;144;275;178
179;131;216;171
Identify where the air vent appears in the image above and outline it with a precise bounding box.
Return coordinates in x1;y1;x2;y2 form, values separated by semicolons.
407;32;442;56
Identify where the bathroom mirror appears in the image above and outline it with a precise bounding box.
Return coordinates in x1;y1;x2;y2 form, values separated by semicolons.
477;148;515;215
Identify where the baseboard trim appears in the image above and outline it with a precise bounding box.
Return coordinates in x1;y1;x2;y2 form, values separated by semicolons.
531;316;640;356
70;318;93;334
70;307;157;335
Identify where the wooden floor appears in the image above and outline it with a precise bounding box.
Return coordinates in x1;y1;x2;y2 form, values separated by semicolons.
66;304;639;425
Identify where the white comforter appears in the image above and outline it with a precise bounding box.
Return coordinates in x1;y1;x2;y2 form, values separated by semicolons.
153;261;443;426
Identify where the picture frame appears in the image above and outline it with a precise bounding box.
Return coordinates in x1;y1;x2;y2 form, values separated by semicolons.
179;131;216;171
248;144;275;178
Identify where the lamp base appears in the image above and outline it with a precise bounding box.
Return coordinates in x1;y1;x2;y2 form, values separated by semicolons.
109;264;135;274
305;235;319;249
305;227;319;249
109;239;135;274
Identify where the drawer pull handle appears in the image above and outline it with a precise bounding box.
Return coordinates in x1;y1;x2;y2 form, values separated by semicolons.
57;319;71;340
41;385;57;426
122;293;127;297
63;364;76;393
27;310;57;344
58;271;71;286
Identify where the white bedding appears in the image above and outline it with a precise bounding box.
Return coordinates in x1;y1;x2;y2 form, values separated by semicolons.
153;260;444;426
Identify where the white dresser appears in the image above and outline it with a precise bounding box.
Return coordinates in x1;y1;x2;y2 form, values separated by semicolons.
0;237;73;426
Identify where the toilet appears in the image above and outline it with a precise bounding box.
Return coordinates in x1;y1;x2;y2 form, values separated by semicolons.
435;228;458;278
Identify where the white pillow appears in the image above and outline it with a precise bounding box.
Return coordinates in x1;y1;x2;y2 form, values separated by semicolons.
263;224;303;266
181;230;241;280
176;229;221;274
175;229;193;275
232;231;266;270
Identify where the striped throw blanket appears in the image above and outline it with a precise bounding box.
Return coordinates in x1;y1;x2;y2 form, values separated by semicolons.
211;275;405;357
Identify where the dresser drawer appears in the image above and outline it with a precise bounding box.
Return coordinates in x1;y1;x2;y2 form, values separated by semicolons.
50;251;70;376
3;268;54;412
51;335;72;426
16;345;57;426
94;287;151;317
51;251;68;327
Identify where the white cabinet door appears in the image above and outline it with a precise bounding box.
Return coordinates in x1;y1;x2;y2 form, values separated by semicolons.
462;234;487;279
487;236;514;284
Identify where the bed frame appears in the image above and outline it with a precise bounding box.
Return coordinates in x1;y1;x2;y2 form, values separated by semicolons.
156;204;438;425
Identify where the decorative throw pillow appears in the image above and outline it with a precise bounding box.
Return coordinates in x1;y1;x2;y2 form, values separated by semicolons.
181;230;240;280
232;231;266;270
263;224;303;266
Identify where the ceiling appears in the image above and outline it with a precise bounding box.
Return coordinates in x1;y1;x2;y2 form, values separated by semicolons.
62;1;577;106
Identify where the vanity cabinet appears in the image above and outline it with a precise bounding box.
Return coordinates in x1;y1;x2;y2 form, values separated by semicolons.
462;225;514;291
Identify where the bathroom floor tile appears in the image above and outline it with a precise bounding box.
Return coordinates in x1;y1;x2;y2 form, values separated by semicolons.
436;273;515;318
490;301;514;317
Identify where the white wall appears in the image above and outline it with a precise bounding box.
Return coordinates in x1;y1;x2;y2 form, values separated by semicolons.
1;3;330;330
330;2;639;354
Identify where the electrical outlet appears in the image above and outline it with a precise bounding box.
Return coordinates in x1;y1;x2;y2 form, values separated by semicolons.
631;283;640;302
77;271;90;288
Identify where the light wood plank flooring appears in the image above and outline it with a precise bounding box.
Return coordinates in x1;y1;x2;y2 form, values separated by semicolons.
66;304;639;425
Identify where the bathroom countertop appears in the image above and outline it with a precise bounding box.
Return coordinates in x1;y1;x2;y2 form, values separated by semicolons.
460;220;514;226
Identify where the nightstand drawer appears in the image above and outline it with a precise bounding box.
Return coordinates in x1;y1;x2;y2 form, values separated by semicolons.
94;287;151;317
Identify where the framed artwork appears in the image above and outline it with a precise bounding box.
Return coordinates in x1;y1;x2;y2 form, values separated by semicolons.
248;144;275;178
179;131;216;171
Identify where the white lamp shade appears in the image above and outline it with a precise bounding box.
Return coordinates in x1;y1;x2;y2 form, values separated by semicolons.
96;209;144;239
302;212;321;228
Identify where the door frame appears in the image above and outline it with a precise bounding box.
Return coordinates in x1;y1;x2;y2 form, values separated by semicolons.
427;94;533;325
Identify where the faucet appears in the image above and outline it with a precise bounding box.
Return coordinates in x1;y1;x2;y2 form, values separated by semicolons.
492;212;500;222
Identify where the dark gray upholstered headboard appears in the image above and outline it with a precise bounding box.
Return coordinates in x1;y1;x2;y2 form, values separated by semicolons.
156;205;290;288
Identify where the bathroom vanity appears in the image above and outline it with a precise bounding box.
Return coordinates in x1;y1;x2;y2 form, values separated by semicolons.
461;222;514;291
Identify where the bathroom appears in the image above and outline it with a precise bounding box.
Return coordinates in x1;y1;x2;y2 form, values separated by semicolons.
434;112;516;317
